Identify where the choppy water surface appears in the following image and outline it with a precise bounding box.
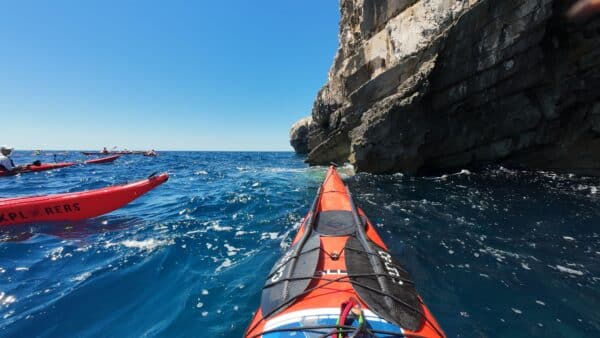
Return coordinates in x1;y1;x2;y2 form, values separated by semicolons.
0;152;598;337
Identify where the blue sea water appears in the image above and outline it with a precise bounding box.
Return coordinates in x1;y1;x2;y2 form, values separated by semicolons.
0;151;598;337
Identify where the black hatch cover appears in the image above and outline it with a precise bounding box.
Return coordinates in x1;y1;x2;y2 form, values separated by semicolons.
260;233;321;317
345;236;423;330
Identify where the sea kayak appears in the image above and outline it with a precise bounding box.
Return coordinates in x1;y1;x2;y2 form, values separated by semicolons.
84;155;121;164
245;167;445;338
0;173;168;226
81;151;145;156
0;162;76;177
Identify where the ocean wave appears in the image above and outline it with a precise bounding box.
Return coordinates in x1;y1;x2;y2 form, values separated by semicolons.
105;238;174;252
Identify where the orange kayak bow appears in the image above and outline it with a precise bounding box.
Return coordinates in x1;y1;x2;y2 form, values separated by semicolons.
245;166;445;338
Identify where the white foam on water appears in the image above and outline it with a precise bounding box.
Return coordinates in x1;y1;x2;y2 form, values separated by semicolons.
479;245;525;263
75;245;91;252
205;220;233;232
562;236;575;241
555;265;584;276
1;293;16;306
216;258;233;272
337;163;356;178
72;271;92;282
261;232;279;240
263;167;306;174
536;300;546;306
224;243;241;256
195;170;208;175
201;289;209;295
106;238;173;252
511;308;522;314
15;267;28;271
231;193;252;204
48;247;64;261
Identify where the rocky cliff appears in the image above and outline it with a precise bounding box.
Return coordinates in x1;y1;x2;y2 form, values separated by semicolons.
290;0;600;175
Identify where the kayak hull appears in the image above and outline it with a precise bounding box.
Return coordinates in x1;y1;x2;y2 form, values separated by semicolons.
245;167;445;338
84;155;121;164
81;151;145;156
0;173;168;226
0;162;76;177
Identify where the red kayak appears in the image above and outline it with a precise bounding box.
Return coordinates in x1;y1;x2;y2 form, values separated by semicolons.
0;173;168;226
84;155;121;164
0;162;76;177
81;151;145;156
245;167;445;338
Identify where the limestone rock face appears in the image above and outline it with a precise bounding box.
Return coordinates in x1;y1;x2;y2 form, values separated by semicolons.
289;116;313;154
291;0;600;175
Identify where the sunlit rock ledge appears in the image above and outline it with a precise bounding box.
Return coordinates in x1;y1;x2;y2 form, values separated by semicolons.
290;0;600;175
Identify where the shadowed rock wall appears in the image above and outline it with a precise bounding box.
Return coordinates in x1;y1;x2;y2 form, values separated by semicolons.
290;0;600;175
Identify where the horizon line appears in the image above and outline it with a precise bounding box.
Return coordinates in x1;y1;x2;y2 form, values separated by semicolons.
15;149;296;153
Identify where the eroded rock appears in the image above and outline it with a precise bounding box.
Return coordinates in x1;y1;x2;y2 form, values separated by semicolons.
290;0;600;175
289;116;313;154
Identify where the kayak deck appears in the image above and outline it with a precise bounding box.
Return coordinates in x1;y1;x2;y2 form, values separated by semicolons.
0;162;76;177
245;167;445;338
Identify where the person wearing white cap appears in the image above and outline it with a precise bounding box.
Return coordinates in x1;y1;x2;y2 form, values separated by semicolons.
0;146;18;173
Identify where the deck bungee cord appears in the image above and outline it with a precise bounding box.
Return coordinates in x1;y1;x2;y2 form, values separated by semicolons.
253;272;441;338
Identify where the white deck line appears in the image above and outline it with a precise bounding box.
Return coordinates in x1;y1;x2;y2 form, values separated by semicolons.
264;307;403;333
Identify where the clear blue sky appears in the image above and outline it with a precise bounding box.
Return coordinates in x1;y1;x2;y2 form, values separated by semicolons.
0;1;339;151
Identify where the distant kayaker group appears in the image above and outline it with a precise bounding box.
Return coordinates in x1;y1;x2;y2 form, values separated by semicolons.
0;145;167;226
0;145;158;176
90;147;157;157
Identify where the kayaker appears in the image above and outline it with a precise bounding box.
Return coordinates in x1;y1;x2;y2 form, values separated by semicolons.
0;146;17;172
0;147;40;174
101;147;109;154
